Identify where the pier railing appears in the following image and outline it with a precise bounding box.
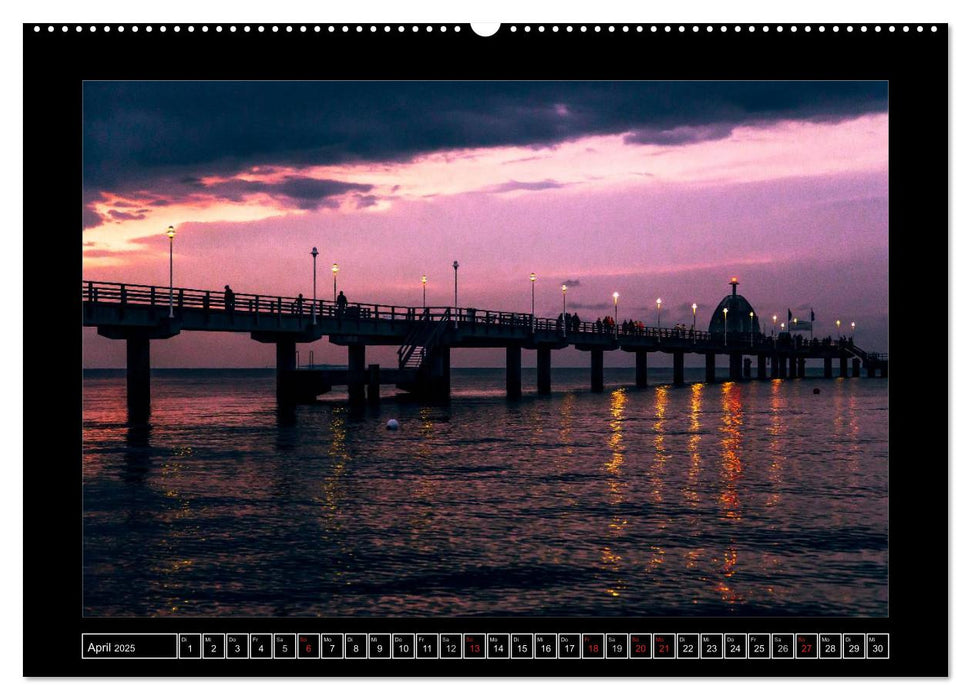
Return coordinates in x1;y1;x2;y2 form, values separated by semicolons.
85;280;860;349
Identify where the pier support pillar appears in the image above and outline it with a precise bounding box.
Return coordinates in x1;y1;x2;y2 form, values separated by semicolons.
852;357;861;377
427;346;451;398
729;352;743;381
743;357;752;379
840;356;848;378
348;343;366;404
705;352;716;383
275;337;296;402
126;335;151;422
506;346;522;399
537;346;552;395
824;356;833;378
757;354;767;380
591;349;604;393
797;357;806;378
673;351;685;386
770;353;780;379
367;364;381;405
635;350;648;388
789;355;798;379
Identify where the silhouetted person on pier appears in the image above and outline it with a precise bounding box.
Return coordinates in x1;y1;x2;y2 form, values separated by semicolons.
337;290;348;316
296;294;304;315
224;285;235;312
572;313;580;332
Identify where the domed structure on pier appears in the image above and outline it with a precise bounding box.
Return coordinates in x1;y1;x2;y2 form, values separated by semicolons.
707;277;760;336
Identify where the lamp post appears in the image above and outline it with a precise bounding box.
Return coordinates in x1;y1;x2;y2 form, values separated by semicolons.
851;321;856;339
529;272;536;330
311;246;318;325
421;274;427;308
331;263;339;302
453;261;459;309
613;292;619;337
836;319;841;335
166;225;175;318
691;303;697;332
561;284;567;337
723;307;728;346
749;310;754;346
656;298;662;327
453;260;459;327
772;314;777;338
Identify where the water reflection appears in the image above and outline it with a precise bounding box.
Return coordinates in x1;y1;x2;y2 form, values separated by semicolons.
602;388;628;598
765;378;787;509
122;424;153;482
82;369;889;617
648;385;669;507
719;382;743;520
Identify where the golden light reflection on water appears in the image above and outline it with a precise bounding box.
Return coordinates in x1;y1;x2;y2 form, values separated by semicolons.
318;407;349;527
683;383;703;507
605;389;626;480
719;382;743;520
765;378;787;509
602;388;629;598
713;543;742;605
648;385;669;507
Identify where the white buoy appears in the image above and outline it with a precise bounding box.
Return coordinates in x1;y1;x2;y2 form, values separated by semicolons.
386;419;400;430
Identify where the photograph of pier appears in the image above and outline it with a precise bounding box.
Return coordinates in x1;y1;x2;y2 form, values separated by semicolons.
82;81;889;617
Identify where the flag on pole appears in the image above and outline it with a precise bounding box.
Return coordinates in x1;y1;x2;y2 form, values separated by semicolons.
787;308;792;323
811;308;815;322
789;320;812;331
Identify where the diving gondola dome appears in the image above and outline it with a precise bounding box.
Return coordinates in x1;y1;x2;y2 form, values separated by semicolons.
708;277;760;335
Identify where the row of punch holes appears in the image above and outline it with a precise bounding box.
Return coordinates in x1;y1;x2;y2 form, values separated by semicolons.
34;24;938;35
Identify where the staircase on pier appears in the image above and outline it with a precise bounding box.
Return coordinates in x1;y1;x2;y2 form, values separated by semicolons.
398;309;451;370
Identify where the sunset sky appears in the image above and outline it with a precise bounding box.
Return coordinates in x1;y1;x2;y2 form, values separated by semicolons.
82;81;889;368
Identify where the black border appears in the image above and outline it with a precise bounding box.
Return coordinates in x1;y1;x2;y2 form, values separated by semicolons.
24;22;947;677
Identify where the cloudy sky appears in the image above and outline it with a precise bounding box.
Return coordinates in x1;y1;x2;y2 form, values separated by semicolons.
82;81;888;367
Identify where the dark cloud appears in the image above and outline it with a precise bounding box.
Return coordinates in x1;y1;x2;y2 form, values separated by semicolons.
82;204;105;230
487;179;565;194
624;123;736;146
561;279;581;288
107;209;147;221
199;176;373;210
354;194;380;209
83;81;887;198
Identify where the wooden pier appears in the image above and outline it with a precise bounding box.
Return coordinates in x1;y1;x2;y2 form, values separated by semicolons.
82;280;888;421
